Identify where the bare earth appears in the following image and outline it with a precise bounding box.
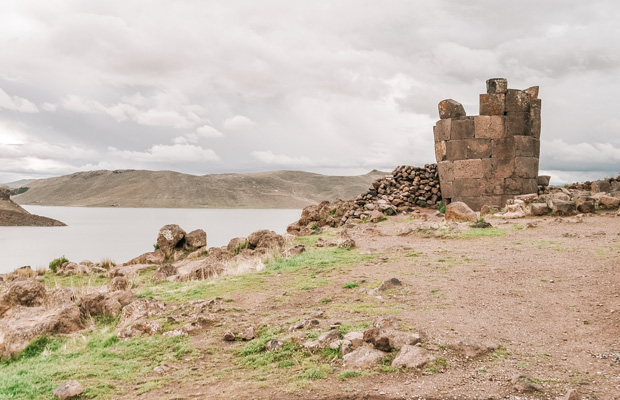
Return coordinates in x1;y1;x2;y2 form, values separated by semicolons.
119;210;620;400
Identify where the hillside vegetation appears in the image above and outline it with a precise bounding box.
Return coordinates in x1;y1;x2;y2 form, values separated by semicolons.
13;169;387;209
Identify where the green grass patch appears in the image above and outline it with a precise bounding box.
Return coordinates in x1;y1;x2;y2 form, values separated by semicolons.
331;303;402;315
337;323;370;336
48;256;68;273
0;326;193;400
265;248;374;273
338;370;363;381
343;281;358;289
424;357;447;373
457;227;505;239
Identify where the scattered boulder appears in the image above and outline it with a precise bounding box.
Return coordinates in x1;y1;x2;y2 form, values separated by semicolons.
0;278;46;316
391;345;435;368
80;291;137;318
318;329;341;346
591;180;611;193
284;244;306;257
118;317;162;339
445;202;477;222
223;330;236;341
157;224;187;256
338;238;356;249
151;264;178;283
576;198;595;214
242;326;256;341
369;210;386;223
511;374;542;393
185;229;207;249
552;200;577;216
107;276;128;292
127;250;166;265
375;278;402;292
247;230;285;250
265;338;284;351
599;195;620;209
53;380;84;399
449;341;498;357
57;262;91;276
342;346;386;369
117;298;166;330
531;203;549;216
503;199;529;219
343;332;364;348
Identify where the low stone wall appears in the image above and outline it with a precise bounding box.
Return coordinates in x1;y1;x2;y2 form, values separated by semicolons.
433;78;541;211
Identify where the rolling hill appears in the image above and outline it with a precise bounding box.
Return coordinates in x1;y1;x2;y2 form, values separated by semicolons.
12;169;387;209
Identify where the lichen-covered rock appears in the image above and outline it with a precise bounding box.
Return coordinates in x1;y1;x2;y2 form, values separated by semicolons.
185;229;207;249
0;278;46;317
247;230;284;250
53;380;84;399
156;224;187;256
80;290;137;318
107;276;128;292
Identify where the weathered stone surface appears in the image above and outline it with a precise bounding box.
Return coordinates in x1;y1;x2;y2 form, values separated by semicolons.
157;224;186;256
474;115;505;139
343;332;364;348
391;345;435;368
440;180;453;199
491;137;515;159
599;195;620;209
514;136;538;157
524;86;539;99
531;203;550;216
0;278;46;316
107;276;128;292
438;99;466;119
118;317;161;339
445;201;477;222
453;179;483;197
530;98;542;138
151;264;178;283
451;117;475;140
479;94;505;116
515;157;539;179
80;290;137;318
537;175;550;186
318;329;341;346
57;262;91;276
453;159;483;179
0;304;83;358
247;230;284;249
591;180;611;194
185;229;207;249
445;140;468;160
486;78;508;94
552;200;577;216
466;139;491;159
522;178;538;194
481;158;514;179
53;380;84;399
342;346;386;369
505;89;531;112
449;341;498;357
117;298;166;330
433;119;451;141
127;250;165;265
506;113;530;136
576;198;595;213
434;141;447;162
504;199;529;219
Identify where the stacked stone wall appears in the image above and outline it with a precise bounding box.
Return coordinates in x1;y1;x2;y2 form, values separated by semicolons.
433;78;541;211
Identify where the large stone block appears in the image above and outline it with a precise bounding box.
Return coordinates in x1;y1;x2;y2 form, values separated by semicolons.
506;112;530;136
505;89;531;112
492;137;515;159
439;180;453;198
445;140;468;160
451;117;475;140
456;196;502;212
492;158;515;179
514;135;537;157
486;78;508;94
522;178;538;194
504;178;523;195
529;99;541;139
591;180;611;193
437;161;454;183
453;159;483;179
434;119;451;141
474;115;505;139
466;138;492;159
453;178;484;197
515;157;539;179
434;141;447;162
438;99;466;119
537;175;550;186
479;94;505;116
482;178;505;196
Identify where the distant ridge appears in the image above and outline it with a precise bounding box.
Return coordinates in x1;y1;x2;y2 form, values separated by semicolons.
0;186;65;226
13;169;388;209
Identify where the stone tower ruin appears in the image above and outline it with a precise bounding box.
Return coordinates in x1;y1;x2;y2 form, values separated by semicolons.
433;78;541;211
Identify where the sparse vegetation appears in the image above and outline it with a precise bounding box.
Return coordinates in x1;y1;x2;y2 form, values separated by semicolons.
48;256;69;273
343;281;358;289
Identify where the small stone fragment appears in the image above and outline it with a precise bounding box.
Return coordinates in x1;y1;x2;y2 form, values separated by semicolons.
53;380;84;400
223;330;236;341
438;99;466;119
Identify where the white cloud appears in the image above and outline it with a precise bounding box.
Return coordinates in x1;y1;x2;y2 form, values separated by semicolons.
541;139;620;170
196;125;224;138
0;88;38;113
223;115;256;131
251;150;313;166
108;144;219;163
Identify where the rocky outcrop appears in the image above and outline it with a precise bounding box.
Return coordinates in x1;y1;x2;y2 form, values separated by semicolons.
0;186;65;226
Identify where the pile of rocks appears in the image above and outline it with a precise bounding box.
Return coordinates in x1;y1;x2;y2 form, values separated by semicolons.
288;164;441;234
565;174;620;193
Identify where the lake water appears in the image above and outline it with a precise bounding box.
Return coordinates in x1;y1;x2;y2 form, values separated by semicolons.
0;206;301;274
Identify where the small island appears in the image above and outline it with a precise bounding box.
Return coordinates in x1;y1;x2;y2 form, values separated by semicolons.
0;187;65;227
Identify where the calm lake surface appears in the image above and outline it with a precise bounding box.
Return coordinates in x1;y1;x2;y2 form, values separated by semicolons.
0;206;301;274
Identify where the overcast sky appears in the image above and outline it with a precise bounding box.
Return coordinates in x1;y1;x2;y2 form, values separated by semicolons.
1;0;619;185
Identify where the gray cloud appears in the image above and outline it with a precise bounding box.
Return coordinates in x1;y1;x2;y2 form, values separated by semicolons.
0;0;619;184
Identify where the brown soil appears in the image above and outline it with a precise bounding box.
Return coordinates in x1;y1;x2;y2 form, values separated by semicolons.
123;211;620;399
0;207;65;226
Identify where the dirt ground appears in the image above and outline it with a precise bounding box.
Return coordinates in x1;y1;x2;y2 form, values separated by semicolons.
128;210;620;400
